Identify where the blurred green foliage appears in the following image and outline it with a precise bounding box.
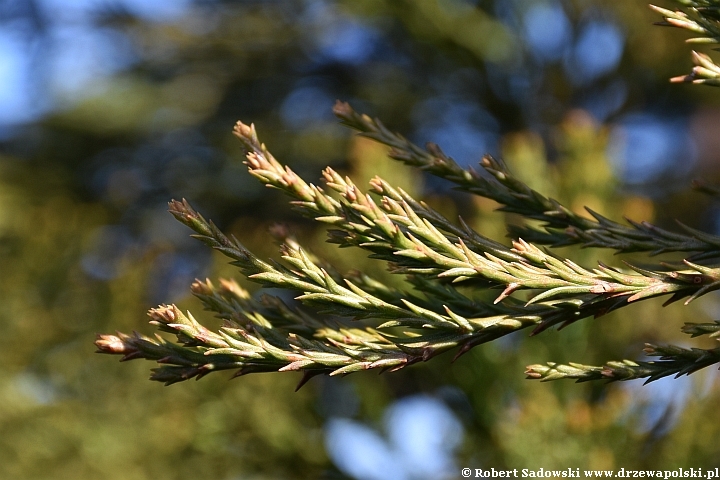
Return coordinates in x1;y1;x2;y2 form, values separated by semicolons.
1;1;719;478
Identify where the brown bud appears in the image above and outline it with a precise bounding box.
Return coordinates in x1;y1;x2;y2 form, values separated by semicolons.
232;121;255;141
148;304;179;325
95;334;131;354
190;279;213;295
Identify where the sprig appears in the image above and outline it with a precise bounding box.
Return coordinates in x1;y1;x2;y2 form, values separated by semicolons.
651;2;720;86
332;101;720;258
167;194;686;336
95;252;547;386
527;295;720;384
525;342;720;384
234;118;720;311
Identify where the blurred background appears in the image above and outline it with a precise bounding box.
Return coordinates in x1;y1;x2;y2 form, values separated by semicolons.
1;0;720;478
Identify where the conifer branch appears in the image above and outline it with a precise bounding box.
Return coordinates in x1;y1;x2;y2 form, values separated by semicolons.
165;196;682;336
234;119;720;309
94;1;720;389
651;2;720;86
332;101;720;258
97;114;720;386
525;342;720;384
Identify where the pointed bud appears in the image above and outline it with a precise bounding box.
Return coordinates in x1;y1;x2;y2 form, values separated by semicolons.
148;304;180;326
95;334;135;355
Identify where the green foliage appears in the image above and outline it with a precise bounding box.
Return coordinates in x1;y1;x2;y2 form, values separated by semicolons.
5;1;720;478
94;0;720;389
96;100;720;386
